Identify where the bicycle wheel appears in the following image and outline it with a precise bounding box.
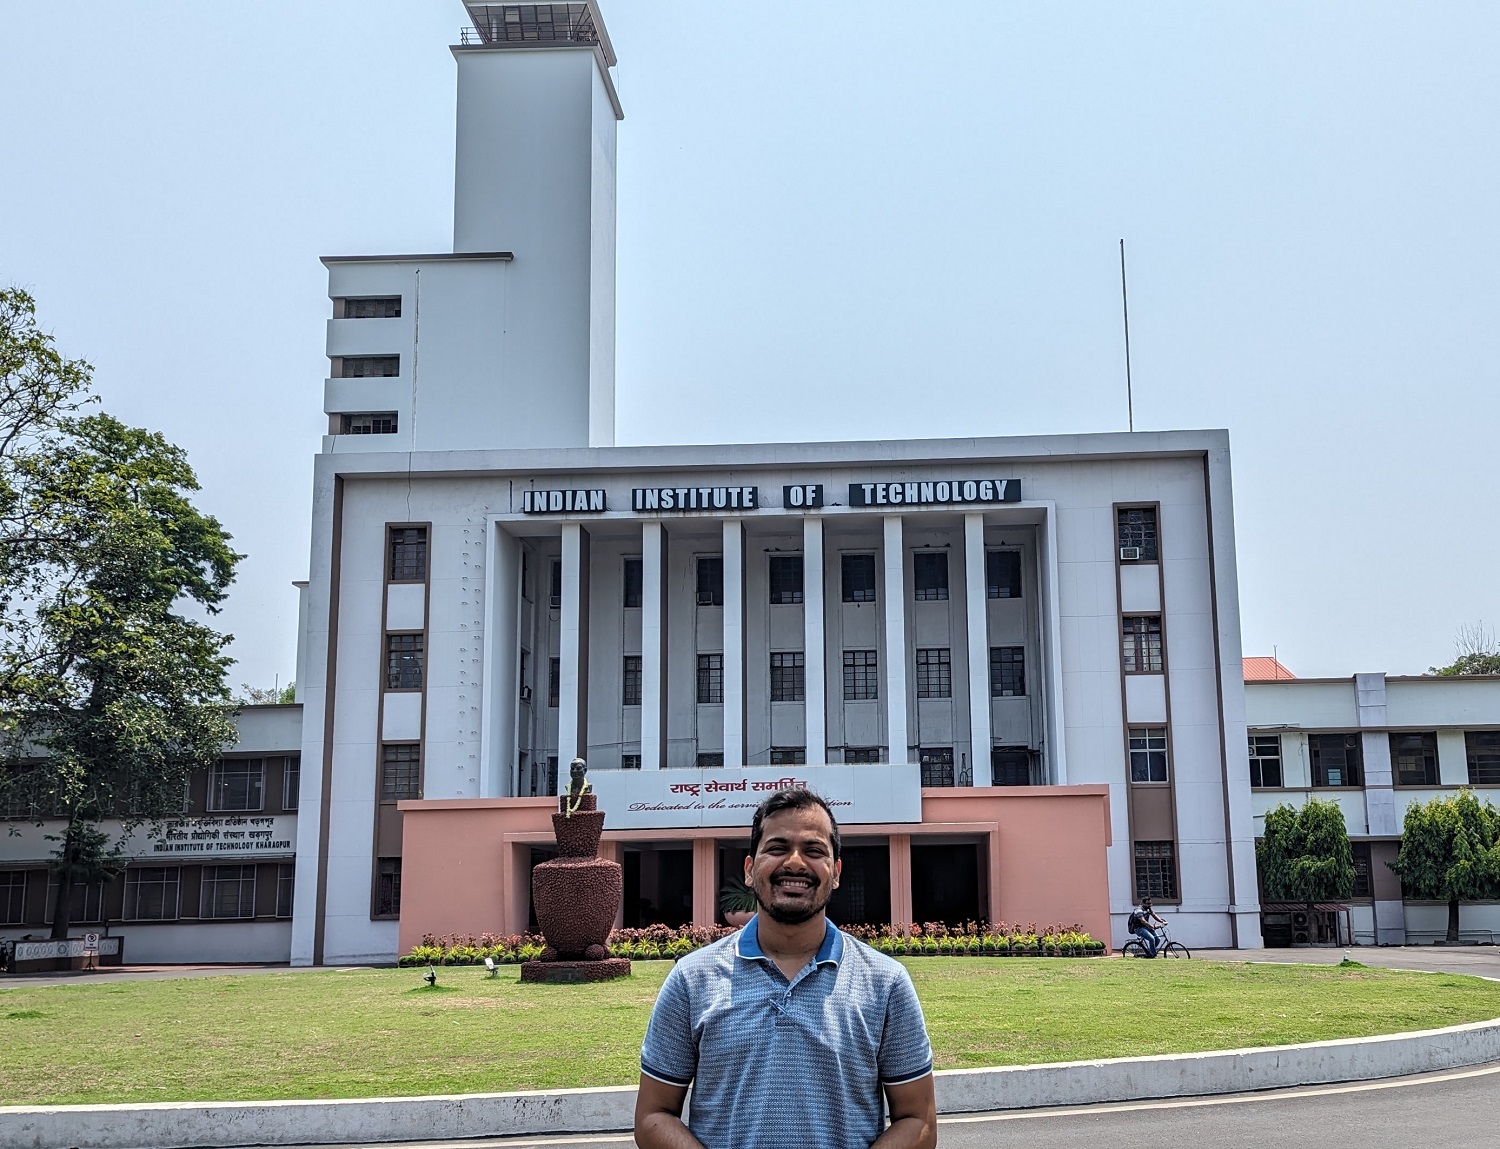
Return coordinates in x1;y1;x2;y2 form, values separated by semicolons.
1162;941;1191;959
1121;939;1147;958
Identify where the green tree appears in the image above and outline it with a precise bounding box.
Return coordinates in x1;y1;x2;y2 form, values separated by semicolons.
237;681;296;706
1428;621;1500;677
1257;799;1355;907
0;294;241;939
1390;791;1500;943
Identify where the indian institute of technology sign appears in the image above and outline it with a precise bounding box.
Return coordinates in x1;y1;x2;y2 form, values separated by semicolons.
519;479;1021;515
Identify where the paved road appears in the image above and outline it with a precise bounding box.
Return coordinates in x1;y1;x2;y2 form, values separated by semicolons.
297;1061;1500;1149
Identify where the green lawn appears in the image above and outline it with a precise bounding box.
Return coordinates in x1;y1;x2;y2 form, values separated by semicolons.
2;959;1497;1106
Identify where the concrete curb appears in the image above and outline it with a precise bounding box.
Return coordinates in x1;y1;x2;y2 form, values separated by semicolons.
6;1016;1500;1149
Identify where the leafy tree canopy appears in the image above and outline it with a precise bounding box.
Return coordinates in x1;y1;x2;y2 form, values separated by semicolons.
1257;799;1355;904
1429;621;1500;677
1391;791;1500;942
238;681;296;706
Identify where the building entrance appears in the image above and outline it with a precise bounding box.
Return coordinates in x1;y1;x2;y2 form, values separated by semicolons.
828;845;891;927
911;842;981;926
623;846;693;928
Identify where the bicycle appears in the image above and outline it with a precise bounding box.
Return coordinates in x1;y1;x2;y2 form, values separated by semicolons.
1121;923;1190;959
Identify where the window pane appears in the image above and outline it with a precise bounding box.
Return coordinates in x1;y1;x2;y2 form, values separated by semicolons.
342;296;401;319
913;552;948;601
697;653;723;704
389;527;427;581
342;412;398;435
845;747;882;764
1122;616;1163;673
376;858;402;917
623;558;643;609
916;648;952;698
1310;733;1362;787
549;560;562;608
620;754;642;770
986;551;1021;599
989;646;1025;697
1133;841;1177;900
125;867;180;921
1128;727;1169;783
841;554;876;603
1117;507;1159;561
769;556;804;605
282;755;301;811
385;633;424;690
1391;732;1438;786
991;748;1031;786
340;355;400;378
381;744;421;802
277;863;296;918
0;871;26;924
548;657;561;707
1467;731;1500;785
770;747;806;765
770;652;806;702
696;752;724;768
1351;843;1372;899
842;650;879;701
696;556;724;606
622;656;642;706
919;747;954;787
209;759;264;812
201;864;256;919
1248;735;1282;788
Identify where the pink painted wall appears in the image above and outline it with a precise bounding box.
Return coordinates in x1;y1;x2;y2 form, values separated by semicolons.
398;786;1112;956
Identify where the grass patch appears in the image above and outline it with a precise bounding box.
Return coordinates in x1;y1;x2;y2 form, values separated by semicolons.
1;959;1497;1105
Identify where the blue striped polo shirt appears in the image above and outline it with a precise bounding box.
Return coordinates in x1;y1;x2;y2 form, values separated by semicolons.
640;916;933;1149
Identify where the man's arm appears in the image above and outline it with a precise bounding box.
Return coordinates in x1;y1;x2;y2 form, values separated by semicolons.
873;1074;937;1149
634;1074;706;1149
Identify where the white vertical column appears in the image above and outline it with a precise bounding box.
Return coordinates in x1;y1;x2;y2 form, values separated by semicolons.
558;523;590;766
803;517;826;764
882;516;909;765
964;513;992;786
641;522;668;770
722;519;746;768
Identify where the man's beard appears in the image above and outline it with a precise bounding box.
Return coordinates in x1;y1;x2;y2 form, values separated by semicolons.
756;872;834;925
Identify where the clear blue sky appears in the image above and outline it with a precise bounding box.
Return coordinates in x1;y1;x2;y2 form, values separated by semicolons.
2;1;1496;688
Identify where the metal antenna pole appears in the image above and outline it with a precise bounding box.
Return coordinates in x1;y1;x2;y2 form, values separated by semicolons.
1120;238;1134;432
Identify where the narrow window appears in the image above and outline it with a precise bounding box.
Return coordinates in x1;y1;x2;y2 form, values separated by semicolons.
622;655;642;706
388;527;427;581
916;648;952;699
338;355;400;378
1128;727;1169;783
1467;731;1500;785
844;747;882;764
519;650;530;700
1122;615;1164;673
770;652;805;702
1309;733;1362;787
1351;842;1373;899
340;413;398;435
919;747;955;787
842;650;879;701
620;754;642;770
991;747;1031;786
375;858;402;917
841;554;876;603
989;646;1025;697
0;871;25;925
696;654;723;704
282;755;301;811
124;867;181;921
1133;841;1177;900
770;747;806;766
696;752;724;768
623;558;643;609
340;296;401;319
276;863;296;918
200;865;257;920
548;657;560;707
208;759;265;813
380;744;421;802
986;550;1022;599
1390;732;1438;786
1117;507;1159;561
385;633;424;690
548;559;562;608
546;756;559;797
769;556;804;605
521;553;531;601
696;556;724;606
912;552;948;601
1248;736;1282;788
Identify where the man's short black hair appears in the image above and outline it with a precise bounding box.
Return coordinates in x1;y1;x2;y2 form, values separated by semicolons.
748;788;841;860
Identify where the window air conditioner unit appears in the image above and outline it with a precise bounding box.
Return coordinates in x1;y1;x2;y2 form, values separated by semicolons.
1119;546;1141;561
520;685;532;703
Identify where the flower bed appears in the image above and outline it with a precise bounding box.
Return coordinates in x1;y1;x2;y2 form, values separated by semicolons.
400;920;1102;966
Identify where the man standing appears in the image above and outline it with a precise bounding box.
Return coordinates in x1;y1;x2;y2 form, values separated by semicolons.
1128;898;1166;957
635;788;938;1149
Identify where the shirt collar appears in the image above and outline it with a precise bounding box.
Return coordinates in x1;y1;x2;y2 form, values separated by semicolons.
736;914;843;966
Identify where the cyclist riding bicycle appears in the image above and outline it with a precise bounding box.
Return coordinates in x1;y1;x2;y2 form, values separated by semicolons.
1127;898;1167;957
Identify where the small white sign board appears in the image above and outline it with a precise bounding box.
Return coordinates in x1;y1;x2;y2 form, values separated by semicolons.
81;932;100;955
589;764;921;831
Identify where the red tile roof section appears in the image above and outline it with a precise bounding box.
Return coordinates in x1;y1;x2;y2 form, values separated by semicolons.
1244;656;1296;681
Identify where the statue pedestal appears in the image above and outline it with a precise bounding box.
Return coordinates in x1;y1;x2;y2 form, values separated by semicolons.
520;957;632;984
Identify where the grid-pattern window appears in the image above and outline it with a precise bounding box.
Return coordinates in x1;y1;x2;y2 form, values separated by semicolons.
622;656;642;706
1467;732;1500;785
845;747;882;764
770;747;807;765
842;554;876;603
282;755;301;812
381;744;421;802
916;649;952;698
623;558;643;608
696;752;724;769
277;863;295;918
991;748;1031;786
1391;732;1439;786
769;556;804;604
989;646;1025;697
0;871;24;924
200;865;257;919
339;355;400;378
385;633;424;689
843;650;879;701
920;747;955;787
208;759;264;813
375;858;402;917
1248;736;1283;788
913;552;948;601
341;296;401;319
341;412;398;435
697;654;723;704
1122;616;1164;673
697;556;723;606
1133;841;1177;901
1310;733;1362;787
1118;507;1159;561
548;657;560;707
1351;842;1372;899
546;756;559;797
44;876;103;924
620;754;642;770
124;867;180;921
770;652;806;702
389;527;427;581
986;551;1022;599
547;559;562;608
1129;727;1169;783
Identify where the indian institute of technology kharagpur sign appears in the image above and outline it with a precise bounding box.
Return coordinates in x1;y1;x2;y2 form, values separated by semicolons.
520;479;1022;516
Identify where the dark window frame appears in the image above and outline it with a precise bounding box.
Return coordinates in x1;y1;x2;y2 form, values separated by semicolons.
548;657;561;708
912;552;949;601
200;864;257;920
1391;732;1439;787
548;559;562;608
841;554;877;603
696;752;724;769
339;296;402;319
1467;731;1500;785
384;632;425;691
388;526;427;582
282;755;301;812
208;758;265;813
622;655;643;706
374;858;402;918
845;747;882;764
1122;615;1164;673
696;556;724;607
380;743;421;803
769;555;804;605
770;651;806;703
337;355;400;378
991;747;1032;786
1248;735;1283;788
843;649;879;701
1309;733;1363;788
770;747;807;766
989;646;1025;697
1117;506;1159;562
1128;726;1169;783
1133;841;1178;901
986;550;1022;599
340;412;398;435
697;653;724;704
915;648;952;699
919;747;955;787
623;558;643;609
123;866;181;922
